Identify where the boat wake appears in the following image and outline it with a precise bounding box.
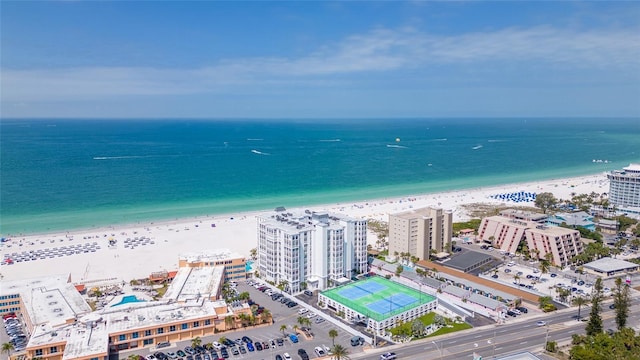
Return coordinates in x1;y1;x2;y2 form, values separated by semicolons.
319;139;341;142
93;155;149;160
247;138;264;141
472;145;483;150
251;150;271;156
386;144;408;149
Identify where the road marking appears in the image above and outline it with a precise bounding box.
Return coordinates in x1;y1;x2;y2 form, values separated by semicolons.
474;335;483;338
520;341;528;344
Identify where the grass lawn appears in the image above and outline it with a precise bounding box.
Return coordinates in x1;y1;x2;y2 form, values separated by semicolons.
389;312;472;338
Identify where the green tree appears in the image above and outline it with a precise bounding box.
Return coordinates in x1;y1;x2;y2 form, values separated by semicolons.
249;247;257;260
219;336;227;345
535;192;558;214
612;277;631;330
260;308;272;324
329;329;339;346
330;344;351;360
224;315;236;330
1;343;14;358
570;328;640;359
411;318;425;337
238;291;251;301
395;264;404;277
277;280;289;294
585;278;603;336
191;336;202;348
572;296;589;320
280;324;288;336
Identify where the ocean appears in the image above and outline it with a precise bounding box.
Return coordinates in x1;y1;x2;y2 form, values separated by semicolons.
1;118;639;235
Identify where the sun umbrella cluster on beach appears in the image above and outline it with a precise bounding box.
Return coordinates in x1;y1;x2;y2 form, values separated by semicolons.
489;191;537;203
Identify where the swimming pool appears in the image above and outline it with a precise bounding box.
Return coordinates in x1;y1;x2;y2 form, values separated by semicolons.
111;295;145;307
246;260;254;272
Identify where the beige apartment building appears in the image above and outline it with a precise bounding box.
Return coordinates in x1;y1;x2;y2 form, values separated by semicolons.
478;215;583;268
388;207;452;260
178;248;246;282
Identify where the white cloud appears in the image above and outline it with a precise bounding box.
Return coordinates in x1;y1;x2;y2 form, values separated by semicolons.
2;26;639;102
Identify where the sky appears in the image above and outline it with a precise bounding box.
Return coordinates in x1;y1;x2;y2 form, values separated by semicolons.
1;1;639;119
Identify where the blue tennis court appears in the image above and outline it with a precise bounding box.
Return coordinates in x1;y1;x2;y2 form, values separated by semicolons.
354;281;386;293
338;287;370;300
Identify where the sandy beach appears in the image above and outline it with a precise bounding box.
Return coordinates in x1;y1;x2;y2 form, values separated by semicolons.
0;172;610;284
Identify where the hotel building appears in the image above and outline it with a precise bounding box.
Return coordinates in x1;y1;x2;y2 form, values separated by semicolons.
608;164;640;216
178;249;246;282
478;214;583;267
388;207;452;260
257;210;367;293
1;251;255;360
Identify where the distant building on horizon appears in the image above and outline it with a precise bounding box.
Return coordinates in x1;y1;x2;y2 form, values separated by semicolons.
607;163;640;218
256;210;367;293
388;207;452;260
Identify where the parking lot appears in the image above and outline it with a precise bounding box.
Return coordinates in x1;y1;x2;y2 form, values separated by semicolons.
118;280;365;360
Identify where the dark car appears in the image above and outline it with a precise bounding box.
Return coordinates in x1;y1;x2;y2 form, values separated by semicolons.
491;274;499;279
196;346;206;354
297;349;309;360
516;306;528;313
223;339;235;347
277;338;284;346
507;310;517;317
247;343;255;352
256;342;263;351
609;303;616;309
239;346;246;354
219;349;229;359
242;336;253;344
276;355;283;360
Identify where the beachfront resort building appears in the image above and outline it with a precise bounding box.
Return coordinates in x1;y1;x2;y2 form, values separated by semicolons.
388;207;452;260
257;210;367;293
478;213;583;268
608;164;640;217
2;268;256;360
178;249;247;282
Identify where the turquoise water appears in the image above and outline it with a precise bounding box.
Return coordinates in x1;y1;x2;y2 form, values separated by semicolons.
246;260;254;272
111;295;145;307
1;118;639;235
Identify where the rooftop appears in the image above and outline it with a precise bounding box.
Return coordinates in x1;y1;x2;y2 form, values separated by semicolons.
390;207;448;220
258;209;361;232
442;251;494;273
179;248;244;263
583;257;640;273
163;266;225;302
0;274;91;327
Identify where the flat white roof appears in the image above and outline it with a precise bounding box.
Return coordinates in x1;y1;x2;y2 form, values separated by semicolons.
1;274;91;327
584;257;639;273
163;266;225;302
179;248;244;262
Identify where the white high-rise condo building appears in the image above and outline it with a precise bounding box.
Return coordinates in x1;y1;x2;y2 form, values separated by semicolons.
608;164;640;209
388;207;452;260
257;210;367;293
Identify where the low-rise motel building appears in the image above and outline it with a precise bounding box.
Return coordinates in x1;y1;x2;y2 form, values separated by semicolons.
0;250;252;360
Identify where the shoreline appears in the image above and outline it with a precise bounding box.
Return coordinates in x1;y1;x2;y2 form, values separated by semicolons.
0;172;610;283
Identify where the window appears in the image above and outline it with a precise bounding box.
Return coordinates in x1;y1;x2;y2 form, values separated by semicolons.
50;347;58;354
119;334;126;341
181;323;188;330
204;319;211;326
169;325;176;332
144;329;152;336
35;349;43;356
143;339;154;345
132;332;139;339
157;327;164;334
193;321;200;328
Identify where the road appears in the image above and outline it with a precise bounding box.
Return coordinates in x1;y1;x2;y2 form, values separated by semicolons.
353;298;640;360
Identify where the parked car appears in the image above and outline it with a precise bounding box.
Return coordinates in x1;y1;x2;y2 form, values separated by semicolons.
256;342;263;351
276;355;283;360
314;347;326;357
380;352;397;360
247;343;255;352
283;353;292;360
242;336;253;343
350;336;364;346
289;334;299;343
297;349;309;360
303;290;313;296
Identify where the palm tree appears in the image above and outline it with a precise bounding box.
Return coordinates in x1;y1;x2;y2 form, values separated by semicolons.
331;344;350;360
572;296;589;320
277;280;289;294
191;336;202;348
219;336;227;345
292;324;299;334
280;324;288;336
513;274;520;284
249;247;257;260
224;315;236;330
328;329;339;345
260;309;272;324
128;355;142;360
1;343;14;359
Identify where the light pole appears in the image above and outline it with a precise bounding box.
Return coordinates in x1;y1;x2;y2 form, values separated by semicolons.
432;340;443;360
487;329;496;359
544;322;550;351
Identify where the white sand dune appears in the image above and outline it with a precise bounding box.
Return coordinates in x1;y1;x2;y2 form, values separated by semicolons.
0;173;609;283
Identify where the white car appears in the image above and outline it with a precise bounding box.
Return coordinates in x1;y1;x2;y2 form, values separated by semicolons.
380;352;397;360
212;341;222;349
536;321;547;327
284;353;292;360
314;347;326;357
297;308;308;315
306;312;316;319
